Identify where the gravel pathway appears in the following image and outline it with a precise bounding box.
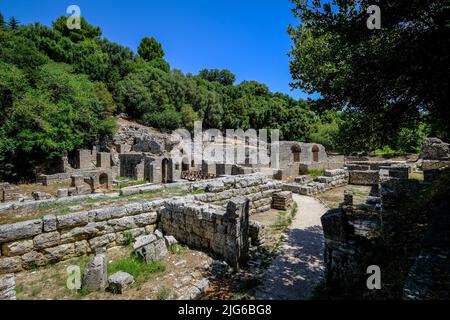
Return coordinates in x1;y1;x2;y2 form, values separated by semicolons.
255;194;327;300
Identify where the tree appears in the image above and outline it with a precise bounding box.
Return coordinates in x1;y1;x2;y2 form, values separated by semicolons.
8;17;19;30
289;0;450;150
198;69;236;86
0;12;6;30
138;37;165;62
52;16;102;43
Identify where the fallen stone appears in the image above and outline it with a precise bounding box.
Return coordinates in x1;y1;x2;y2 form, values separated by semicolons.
107;271;134;294
164;235;178;248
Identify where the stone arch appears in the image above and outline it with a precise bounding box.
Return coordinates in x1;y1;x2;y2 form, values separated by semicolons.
291;144;302;163
312;145;320;162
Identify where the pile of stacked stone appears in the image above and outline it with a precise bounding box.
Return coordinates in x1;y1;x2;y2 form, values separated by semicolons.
0;183;15;203
282;169;348;196
271;191;293;210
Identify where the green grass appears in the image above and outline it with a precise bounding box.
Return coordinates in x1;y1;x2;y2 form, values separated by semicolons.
308;169;324;177
118;180;148;189
170;244;188;255
372;146;404;155
108;254;165;284
271;202;299;231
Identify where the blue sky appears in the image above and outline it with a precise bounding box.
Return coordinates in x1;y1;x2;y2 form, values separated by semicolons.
0;0;313;99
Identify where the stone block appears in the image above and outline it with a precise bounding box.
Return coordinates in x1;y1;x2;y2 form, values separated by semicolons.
107;271;134;294
0;257;22;273
0;274;16;300
82;254;107;292
0;220;43;243
321;209;350;243
1;240;34;256
57;212;89;229
33;231;60;250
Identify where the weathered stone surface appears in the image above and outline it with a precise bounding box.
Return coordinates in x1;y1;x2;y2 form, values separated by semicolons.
0;220;42;243
74;240;90;256
44;244;75;262
32;191;53;201
21;251;47;269
0;274;16;300
135;238;168;263
107;271;134;294
107;216;137;231
60;225;99;243
421;137;450;160
164;235;178;248
82;254;107;292
0;256;22;273
1;240;34;256
33;231;61;250
133;234;157;250
88;207;127;222
89;233;116;249
321;209;350;243
115;228;145;245
154;229;164;239
134;212;158;227
43;215;57;232
57;212;89;229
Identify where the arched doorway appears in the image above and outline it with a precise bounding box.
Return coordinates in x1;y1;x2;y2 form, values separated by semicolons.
312;145;320;162
162;158;170;183
99;173;109;188
291;145;301;163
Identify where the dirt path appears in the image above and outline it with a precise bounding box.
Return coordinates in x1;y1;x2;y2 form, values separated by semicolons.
255;194;327;300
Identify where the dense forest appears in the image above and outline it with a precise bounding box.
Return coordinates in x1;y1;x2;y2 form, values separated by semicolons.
1;0;448;181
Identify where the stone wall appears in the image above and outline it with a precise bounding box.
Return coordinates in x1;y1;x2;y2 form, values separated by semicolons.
283;169;348;196
160;197;250;269
0;201;162;274
348;170;380;185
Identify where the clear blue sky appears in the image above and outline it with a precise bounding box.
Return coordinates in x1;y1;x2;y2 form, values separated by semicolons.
0;0;313;99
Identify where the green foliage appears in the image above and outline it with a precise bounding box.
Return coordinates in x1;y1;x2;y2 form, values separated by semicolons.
289;0;450;150
52;16;102;43
108;254;165;284
170;244;188;255
138;37;165;62
0;13;6;30
199;69;236;86
308;169;324;178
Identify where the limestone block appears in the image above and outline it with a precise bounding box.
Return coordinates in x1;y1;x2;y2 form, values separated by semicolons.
107;271;134;294
1;239;34;256
57;212;89;230
82;254;107;292
321;209;350;243
134;212;158;227
21;251;47;270
0;220;43;244
0;274;16;300
89;233;116;250
0;256;22;273
33;231;60;250
60;225;99;243
107;216;137;231
44;243;75;262
43;215;57;232
74;240;90;256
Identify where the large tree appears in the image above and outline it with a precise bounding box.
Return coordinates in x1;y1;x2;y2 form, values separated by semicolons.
198;69;236;86
8;17;19;30
288;0;450;151
138;37;165;62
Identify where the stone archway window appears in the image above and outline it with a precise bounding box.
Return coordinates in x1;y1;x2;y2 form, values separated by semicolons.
291;145;302;163
312;145;320;162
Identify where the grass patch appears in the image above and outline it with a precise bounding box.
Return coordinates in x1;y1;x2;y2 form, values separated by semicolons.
410;171;424;181
271;202;298;231
118;180;147;189
308;169;324;177
170;244;189;255
108;254;165;284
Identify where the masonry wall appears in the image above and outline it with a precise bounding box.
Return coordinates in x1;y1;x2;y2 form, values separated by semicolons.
0;201;162;274
160;197;250;268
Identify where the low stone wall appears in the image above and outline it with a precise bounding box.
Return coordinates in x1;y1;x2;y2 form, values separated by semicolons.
282;169;348;196
0;273;16;300
0;201;162;274
348;170;380;185
160;197;250;269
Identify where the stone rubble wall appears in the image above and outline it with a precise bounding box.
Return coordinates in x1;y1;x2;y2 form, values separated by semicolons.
348;170;380;185
282;169;348;196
